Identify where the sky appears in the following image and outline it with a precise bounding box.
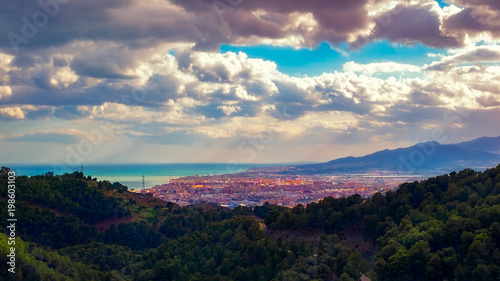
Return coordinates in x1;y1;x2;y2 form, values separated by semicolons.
0;0;499;165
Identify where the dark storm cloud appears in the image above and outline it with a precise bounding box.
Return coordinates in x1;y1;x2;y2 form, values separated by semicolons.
0;0;202;56
70;57;136;79
444;0;500;38
52;56;68;67
1;0;499;59
174;0;500;51
0;0;373;54
449;0;500;10
444;8;487;35
0;0;132;52
174;0;369;31
10;54;36;68
173;0;370;48
358;3;462;48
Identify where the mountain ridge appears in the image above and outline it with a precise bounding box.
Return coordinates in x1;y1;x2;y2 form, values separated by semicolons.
455;136;500;154
242;136;500;175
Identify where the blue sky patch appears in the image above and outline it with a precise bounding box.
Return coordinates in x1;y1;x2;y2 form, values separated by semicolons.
220;41;447;77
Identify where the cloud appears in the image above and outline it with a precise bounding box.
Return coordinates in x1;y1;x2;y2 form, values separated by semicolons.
0;0;479;55
5;132;80;144
425;45;500;71
2;44;497;129
0;0;133;51
52;56;68;67
0;0;499;66
0;86;12;100
0;105;58;120
0;106;25;120
444;0;500;39
70;57;136;79
354;2;462;48
10;54;36;68
2;1;500;165
449;0;500;10
171;0;371;49
477;95;500;107
343;61;421;75
218;105;241;115
4;128;98;144
0;0;499;163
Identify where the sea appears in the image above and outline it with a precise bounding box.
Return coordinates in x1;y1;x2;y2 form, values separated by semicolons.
3;163;284;189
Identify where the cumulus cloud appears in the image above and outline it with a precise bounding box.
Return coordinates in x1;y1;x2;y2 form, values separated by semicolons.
0;86;12;100
353;2;462;48
0;0;500;163
1;45;498;127
3;0;496;55
425;45;500;71
444;0;500;39
0;106;25;120
343;61;421;75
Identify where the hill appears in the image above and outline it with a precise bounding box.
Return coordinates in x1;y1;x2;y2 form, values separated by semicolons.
456;136;500;154
241;136;500;175
2;164;500;280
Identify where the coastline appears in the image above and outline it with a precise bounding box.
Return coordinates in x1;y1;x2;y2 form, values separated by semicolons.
1;163;288;189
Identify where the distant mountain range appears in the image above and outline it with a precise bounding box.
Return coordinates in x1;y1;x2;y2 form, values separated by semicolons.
455;136;500;154
242;136;500;175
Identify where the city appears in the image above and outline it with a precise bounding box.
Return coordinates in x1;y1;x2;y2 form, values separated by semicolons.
133;173;425;207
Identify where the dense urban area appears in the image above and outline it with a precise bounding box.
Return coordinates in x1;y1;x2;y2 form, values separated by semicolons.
133;173;424;207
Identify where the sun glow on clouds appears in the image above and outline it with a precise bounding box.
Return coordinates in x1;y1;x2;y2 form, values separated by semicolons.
0;107;24;120
0;0;500;163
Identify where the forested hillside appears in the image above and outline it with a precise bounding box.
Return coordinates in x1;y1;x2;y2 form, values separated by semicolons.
1;165;500;280
262;166;500;280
